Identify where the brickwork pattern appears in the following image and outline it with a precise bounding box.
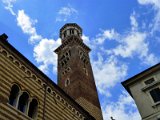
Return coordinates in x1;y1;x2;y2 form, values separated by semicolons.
76;97;103;120
55;24;103;120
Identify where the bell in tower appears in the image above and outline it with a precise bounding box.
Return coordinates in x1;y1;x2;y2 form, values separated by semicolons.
55;23;103;120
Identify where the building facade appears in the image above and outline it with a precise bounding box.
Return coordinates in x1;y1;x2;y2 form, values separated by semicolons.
0;23;103;120
122;63;160;120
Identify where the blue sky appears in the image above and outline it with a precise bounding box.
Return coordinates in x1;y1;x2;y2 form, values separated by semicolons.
0;0;160;119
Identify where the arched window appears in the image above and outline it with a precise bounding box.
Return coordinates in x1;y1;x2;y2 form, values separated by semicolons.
28;99;38;119
84;68;88;76
47;88;51;93
65;79;70;87
18;92;29;113
70;29;74;35
9;84;20;107
64;31;66;37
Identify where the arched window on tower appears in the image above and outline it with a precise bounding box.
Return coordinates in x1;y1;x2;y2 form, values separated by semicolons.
70;29;74;35
74;30;78;35
9;84;20;107
83;67;88;76
65;79;70;87
18;92;29;113
28;99;38;119
64;31;66;38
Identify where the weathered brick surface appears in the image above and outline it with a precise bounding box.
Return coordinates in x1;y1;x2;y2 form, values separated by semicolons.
76;97;103;120
55;23;103;120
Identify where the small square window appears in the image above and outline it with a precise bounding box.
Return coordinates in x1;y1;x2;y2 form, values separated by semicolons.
150;88;160;103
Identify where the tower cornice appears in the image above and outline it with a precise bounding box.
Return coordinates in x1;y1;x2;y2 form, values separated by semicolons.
54;35;91;54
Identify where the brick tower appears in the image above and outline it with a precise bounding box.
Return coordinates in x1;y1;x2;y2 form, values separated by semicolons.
55;23;103;120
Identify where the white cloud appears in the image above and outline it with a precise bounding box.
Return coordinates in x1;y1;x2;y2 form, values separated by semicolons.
82;35;128;96
82;34;90;45
58;6;77;16
92;54;127;95
2;0;16;15
138;0;160;7
102;91;141;120
108;32;147;58
95;29;119;44
56;5;78;22
86;10;159;98
82;34;96;49
33;38;61;73
17;10;42;43
16;10;61;73
81;34;128;95
138;0;160;33
130;12;138;31
103;12;159;65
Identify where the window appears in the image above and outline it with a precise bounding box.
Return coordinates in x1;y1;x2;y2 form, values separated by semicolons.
84;68;88;76
67;67;71;71
157;115;160;120
60;50;71;68
63;31;66;37
62;67;71;76
28;99;38;119
150;88;160;103
144;78;155;85
18;92;29;113
9;84;39;118
70;29;74;35
47;88;51;93
65;50;71;56
9;84;20;106
65;79;70;87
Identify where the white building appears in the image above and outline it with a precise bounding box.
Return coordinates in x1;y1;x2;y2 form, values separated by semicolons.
122;63;160;120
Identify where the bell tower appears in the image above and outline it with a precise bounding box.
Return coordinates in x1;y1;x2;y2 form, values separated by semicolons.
55;23;103;120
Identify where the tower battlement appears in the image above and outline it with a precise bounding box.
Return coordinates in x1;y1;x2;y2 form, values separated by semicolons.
60;23;82;43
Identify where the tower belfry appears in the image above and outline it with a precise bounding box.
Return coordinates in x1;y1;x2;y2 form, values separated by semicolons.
55;23;103;120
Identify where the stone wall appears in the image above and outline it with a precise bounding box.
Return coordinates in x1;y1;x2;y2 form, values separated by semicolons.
0;39;94;120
